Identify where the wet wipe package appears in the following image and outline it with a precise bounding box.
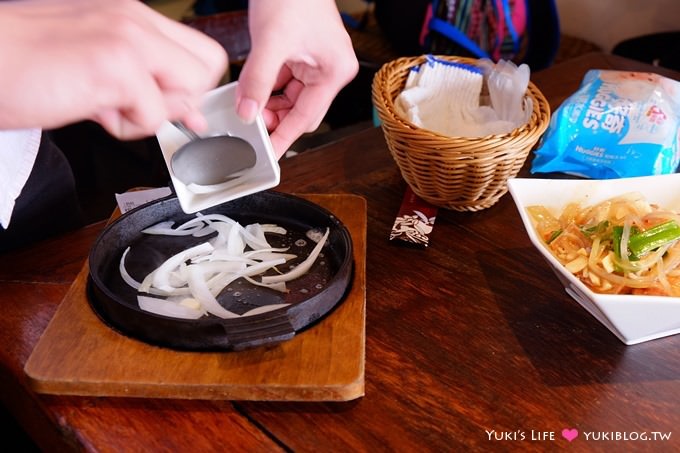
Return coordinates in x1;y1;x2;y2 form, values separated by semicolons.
531;70;680;179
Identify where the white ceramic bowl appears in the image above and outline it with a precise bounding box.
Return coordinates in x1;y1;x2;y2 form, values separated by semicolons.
156;81;280;214
508;174;680;345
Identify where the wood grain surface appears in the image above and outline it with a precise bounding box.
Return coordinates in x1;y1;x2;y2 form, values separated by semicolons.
1;53;679;452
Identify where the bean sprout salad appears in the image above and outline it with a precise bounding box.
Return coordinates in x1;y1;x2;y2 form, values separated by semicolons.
528;192;680;296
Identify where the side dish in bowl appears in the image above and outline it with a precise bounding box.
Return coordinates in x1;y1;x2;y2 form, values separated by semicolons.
508;174;680;345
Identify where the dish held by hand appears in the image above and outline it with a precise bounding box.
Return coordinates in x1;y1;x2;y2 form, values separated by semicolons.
156;81;280;214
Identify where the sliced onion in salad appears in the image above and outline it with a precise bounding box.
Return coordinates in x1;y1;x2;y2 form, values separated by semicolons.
120;213;330;320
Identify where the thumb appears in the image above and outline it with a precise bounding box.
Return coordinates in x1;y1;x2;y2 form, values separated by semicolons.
235;46;285;124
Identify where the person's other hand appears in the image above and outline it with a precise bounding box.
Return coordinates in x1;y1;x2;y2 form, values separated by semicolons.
0;0;227;139
236;0;359;158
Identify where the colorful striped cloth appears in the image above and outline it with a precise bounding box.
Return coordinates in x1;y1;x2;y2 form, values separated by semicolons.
424;0;527;62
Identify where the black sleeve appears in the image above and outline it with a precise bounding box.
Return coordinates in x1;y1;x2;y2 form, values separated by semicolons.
0;133;85;253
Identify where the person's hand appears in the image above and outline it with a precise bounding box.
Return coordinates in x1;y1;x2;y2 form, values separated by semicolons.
236;0;359;158
0;0;227;139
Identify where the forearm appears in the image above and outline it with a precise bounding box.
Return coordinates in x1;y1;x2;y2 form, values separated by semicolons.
0;0;227;138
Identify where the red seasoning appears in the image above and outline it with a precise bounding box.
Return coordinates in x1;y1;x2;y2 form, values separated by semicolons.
390;186;438;247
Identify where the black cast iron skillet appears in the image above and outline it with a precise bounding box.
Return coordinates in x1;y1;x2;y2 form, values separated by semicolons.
87;191;353;351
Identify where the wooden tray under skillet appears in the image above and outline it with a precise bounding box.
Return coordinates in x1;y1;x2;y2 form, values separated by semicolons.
24;193;366;401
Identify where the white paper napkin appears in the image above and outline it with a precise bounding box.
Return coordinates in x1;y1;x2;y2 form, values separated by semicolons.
395;56;528;137
396;58;486;137
115;187;172;213
0;128;41;228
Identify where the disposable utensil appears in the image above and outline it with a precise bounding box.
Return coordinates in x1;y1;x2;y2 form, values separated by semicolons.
171;121;201;140
170;129;257;186
487;60;530;125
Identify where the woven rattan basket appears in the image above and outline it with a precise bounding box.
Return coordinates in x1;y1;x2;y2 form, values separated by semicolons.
372;55;551;211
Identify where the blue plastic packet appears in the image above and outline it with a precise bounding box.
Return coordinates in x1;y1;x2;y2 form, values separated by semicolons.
531;70;680;178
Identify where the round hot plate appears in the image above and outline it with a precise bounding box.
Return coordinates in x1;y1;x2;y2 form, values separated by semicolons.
87;191;353;351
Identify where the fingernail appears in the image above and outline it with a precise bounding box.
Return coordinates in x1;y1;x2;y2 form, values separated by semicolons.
237;98;259;124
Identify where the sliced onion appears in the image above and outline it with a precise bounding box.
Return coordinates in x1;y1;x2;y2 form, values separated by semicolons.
120;212;329;320
189;260;247;275
119;247;141;290
226;221;245;256
260;224;287;235
204;272;241;297
241;257;287;277
138;295;206;319
243;275;288;293
191;226;216;238
261;228;329;284
242;303;290;317
208;221;232;248
151;242;214;293
245;223;273;249
192;213;239;227
142;221;206;236
141;220;176;234
186;265;240;319
243;250;297;261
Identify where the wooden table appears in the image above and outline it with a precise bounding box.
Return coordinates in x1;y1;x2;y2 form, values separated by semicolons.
2;53;679;452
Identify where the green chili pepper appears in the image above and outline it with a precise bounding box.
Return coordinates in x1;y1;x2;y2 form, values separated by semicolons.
581;220;610;237
628;220;680;259
547;229;562;244
612;225;623;260
611;224;640;261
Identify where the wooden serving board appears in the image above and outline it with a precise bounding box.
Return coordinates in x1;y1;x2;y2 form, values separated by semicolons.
24;194;366;401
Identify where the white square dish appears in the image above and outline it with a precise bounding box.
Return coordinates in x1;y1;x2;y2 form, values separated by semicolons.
156;81;280;213
508;174;680;345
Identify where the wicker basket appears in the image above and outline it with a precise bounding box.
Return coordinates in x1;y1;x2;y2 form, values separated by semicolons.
372;55;551;211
